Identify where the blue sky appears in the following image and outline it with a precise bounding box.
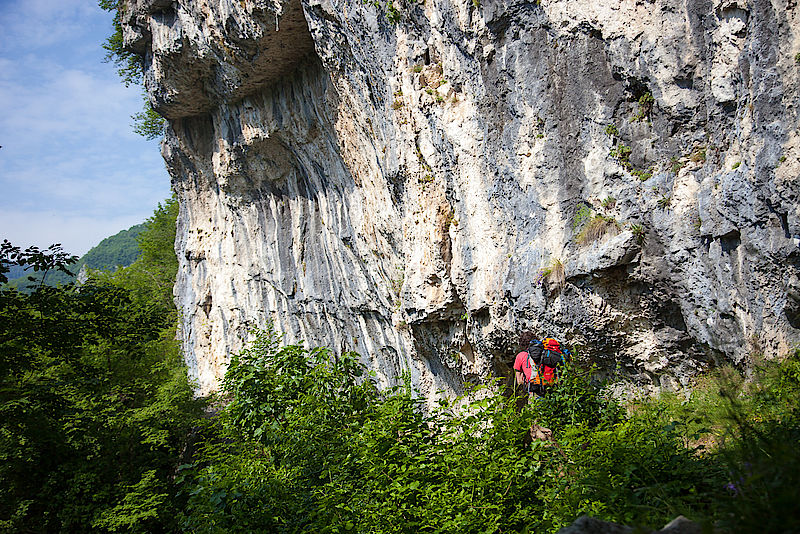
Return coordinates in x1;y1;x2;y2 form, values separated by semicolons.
0;0;170;256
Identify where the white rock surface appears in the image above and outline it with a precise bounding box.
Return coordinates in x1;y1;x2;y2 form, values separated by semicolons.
122;0;800;398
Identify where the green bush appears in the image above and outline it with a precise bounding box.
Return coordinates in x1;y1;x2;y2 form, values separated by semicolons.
0;201;204;533
179;331;736;533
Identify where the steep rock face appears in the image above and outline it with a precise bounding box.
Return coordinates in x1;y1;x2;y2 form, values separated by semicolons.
122;0;800;397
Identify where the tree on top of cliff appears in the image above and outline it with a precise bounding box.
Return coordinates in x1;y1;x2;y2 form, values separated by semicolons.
98;0;142;87
98;0;165;140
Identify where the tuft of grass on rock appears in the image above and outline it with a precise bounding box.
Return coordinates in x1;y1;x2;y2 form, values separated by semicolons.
576;215;620;245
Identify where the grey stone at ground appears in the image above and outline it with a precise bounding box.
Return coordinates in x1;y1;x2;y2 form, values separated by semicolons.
557;514;703;534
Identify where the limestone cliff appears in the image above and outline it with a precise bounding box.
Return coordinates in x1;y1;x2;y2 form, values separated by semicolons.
122;0;800;397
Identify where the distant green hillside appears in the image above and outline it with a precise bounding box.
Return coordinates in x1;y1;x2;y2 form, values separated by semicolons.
7;223;146;288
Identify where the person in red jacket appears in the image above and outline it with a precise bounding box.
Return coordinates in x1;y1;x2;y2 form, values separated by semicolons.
513;331;544;397
514;332;569;398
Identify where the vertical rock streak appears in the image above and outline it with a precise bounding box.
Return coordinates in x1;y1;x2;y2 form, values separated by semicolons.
123;0;800;397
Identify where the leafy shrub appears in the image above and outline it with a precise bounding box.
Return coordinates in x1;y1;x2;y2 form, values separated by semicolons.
609;144;633;169
627;352;800;533
605;124;619;137
179;330;740;533
0;201;204;533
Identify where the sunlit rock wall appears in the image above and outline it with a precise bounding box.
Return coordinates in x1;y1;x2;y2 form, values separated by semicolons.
122;0;800;397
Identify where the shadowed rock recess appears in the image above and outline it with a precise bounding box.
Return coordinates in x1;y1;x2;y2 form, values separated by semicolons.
122;0;800;398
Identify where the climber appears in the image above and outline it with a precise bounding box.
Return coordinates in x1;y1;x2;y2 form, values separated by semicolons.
513;331;569;398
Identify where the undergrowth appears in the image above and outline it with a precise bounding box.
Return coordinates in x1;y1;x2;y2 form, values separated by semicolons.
175;328;800;532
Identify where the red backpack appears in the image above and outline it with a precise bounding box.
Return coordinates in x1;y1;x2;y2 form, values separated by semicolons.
525;338;569;389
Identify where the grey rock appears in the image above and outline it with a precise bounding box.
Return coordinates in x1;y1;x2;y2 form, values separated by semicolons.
556;514;702;534
121;0;800;399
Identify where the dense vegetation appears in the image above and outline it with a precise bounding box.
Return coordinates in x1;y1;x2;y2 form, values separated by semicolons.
2;197;800;532
0;199;204;533
176;331;800;533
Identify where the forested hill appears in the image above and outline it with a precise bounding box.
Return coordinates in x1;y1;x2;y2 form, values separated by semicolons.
5;223;145;288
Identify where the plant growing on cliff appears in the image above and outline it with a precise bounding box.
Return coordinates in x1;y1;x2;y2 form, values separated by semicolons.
630;223;646;244
671;155;686;175
609;144;633;169
690;146;707;163
99;1;166;139
605;124;620;138
536;258;566;292
631;167;653;181
576;214;620;246
601;196;617;211
386;1;401;24
572;203;593;231
631;91;654;122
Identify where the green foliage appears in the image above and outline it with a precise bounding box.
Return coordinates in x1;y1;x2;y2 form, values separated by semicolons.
0;241;78;288
609;144;632;169
180;331;733;533
386;0;401;24
631;168;652;181
98;0;142;88
98;1;166;140
635;353;800;533
572;203;593;231
657;195;671;209
100;198;179;315
601;196;616;210
0;200;203;532
630;223;646;244
8;223;147;289
604;124;619;137
795;52;800;64
536;258;566;293
632;92;654;122
732;161;741;170
132;100;166;140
